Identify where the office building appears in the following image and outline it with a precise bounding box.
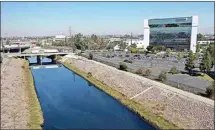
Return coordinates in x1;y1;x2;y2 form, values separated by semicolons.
144;16;198;52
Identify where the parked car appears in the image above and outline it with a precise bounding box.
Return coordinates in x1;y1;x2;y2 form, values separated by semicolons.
124;59;133;63
125;54;130;57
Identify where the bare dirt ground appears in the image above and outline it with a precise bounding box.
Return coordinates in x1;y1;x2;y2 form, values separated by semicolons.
63;54;214;129
1;58;29;129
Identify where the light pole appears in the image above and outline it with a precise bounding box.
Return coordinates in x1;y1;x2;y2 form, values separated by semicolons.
19;43;21;53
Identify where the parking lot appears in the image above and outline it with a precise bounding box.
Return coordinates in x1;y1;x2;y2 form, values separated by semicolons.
84;51;214;94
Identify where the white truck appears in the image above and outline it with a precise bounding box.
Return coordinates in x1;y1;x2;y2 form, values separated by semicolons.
44;49;58;53
31;50;40;54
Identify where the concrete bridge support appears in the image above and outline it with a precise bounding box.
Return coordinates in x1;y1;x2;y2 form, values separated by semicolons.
48;55;57;64
37;55;41;65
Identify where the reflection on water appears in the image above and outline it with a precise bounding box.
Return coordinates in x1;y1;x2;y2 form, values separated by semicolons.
29;58;155;129
27;56;56;66
87;81;93;87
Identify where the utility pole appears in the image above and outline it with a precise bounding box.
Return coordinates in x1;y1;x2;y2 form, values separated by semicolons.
130;32;133;45
69;26;72;37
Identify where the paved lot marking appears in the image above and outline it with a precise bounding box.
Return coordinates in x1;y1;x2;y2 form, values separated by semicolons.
130;86;153;100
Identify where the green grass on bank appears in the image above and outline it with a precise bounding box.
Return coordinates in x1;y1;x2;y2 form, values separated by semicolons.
22;60;43;129
197;72;214;82
63;61;179;129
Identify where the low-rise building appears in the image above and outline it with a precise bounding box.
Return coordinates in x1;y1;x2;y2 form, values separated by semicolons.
54;35;66;42
197;40;214;45
125;39;145;49
113;38;146;51
109;37;122;42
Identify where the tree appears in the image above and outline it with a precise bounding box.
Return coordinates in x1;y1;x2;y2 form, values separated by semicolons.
123;34;131;39
89;53;93;60
199;62;206;73
130;43;137;53
74;33;83;50
199;47;213;73
106;42;115;50
91;34;98;43
207;43;215;66
146;45;154;52
200;51;212;73
196;43;200;53
82;36;90;50
130;43;137;48
197;33;205;41
166;48;171;56
185;51;195;75
67;36;76;52
177;52;182;62
119;41;127;50
97;38;106;50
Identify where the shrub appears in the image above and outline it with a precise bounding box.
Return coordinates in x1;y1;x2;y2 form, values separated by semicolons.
177;85;184;90
87;72;92;78
106;55;111;58
55;55;62;61
136;68;145;75
144;69;152;76
169;67;179;74
119;62;127;71
131;48;138;53
139;50;146;54
206;82;214;98
21;65;25;69
89;53;93;60
158;71;167;81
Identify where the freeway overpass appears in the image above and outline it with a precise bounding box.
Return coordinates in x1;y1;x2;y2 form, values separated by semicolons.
6;52;69;57
5;52;69;65
1;44;32;53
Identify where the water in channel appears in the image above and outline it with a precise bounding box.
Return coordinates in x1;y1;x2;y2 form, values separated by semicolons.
28;57;155;129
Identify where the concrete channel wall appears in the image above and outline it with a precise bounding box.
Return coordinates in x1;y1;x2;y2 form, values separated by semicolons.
62;54;214;129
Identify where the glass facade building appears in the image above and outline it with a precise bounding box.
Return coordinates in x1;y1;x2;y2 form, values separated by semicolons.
144;16;198;52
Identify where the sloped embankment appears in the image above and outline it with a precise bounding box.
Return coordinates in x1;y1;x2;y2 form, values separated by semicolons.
1;58;29;129
0;58;43;129
62;55;214;129
23;60;43;129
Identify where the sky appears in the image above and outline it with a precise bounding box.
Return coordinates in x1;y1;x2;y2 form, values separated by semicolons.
1;2;214;36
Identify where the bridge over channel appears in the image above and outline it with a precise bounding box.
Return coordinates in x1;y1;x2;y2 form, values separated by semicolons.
6;52;69;65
